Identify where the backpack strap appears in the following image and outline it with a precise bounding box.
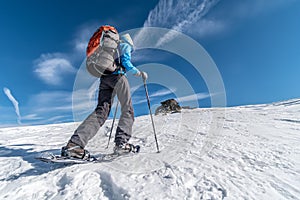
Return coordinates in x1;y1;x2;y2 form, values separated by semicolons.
112;44;125;74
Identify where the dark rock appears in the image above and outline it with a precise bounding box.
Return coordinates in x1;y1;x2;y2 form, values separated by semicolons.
155;99;182;115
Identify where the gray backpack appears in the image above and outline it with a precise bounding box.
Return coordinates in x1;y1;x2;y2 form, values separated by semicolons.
86;25;120;77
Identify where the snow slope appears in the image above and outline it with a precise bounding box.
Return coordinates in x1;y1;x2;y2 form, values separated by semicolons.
0;99;299;200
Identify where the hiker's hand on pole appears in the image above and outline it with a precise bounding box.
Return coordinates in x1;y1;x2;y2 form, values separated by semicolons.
141;71;148;81
135;71;148;81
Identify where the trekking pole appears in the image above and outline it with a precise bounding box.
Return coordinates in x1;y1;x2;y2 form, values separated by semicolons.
106;100;119;149
143;78;160;153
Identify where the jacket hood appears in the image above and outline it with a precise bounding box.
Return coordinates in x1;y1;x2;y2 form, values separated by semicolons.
121;33;134;48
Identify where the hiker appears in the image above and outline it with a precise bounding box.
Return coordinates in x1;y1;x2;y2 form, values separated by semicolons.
61;30;147;159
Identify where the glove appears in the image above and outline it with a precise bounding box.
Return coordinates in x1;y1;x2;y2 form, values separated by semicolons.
141;71;148;80
135;71;148;80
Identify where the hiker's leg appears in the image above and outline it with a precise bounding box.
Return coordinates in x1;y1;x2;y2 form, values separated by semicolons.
70;78;114;148
114;76;134;145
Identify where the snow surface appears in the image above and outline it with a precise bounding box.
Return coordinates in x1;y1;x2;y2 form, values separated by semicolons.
0;99;300;200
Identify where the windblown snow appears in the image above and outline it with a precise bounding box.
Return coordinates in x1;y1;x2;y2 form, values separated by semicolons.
0;99;299;199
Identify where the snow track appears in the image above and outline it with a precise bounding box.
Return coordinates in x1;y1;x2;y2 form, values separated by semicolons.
0;99;299;199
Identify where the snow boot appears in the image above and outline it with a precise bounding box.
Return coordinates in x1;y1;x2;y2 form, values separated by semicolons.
113;143;140;154
61;141;90;160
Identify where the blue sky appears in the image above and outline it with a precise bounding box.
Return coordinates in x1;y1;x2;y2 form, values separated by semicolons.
1;0;300;127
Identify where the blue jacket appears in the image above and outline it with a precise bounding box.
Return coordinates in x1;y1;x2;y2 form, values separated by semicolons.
113;42;139;75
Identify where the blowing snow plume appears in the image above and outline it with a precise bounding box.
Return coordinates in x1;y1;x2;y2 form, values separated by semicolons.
3;87;22;124
134;0;220;47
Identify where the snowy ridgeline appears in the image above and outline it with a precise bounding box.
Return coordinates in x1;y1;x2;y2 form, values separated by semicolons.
0;99;299;200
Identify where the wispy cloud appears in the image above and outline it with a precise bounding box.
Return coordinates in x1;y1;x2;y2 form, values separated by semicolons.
135;0;296;46
32;22;100;86
73;23;99;55
87;79;99;101
176;92;211;103
72;81;100;121
133;88;176;105
19;91;74;125
31;25;100;122
33;53;76;86
132;89;212;108
3;87;21;124
150;88;176;98
138;0;220;47
21;114;42;121
144;0;219;29
28;91;73;112
74;32;88;54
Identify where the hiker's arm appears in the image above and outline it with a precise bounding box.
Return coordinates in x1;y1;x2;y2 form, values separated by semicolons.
120;44;140;75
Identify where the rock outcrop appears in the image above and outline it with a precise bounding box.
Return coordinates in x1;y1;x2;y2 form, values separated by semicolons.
155;99;181;115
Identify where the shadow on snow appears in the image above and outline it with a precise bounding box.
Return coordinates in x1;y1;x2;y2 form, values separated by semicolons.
0;144;66;181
